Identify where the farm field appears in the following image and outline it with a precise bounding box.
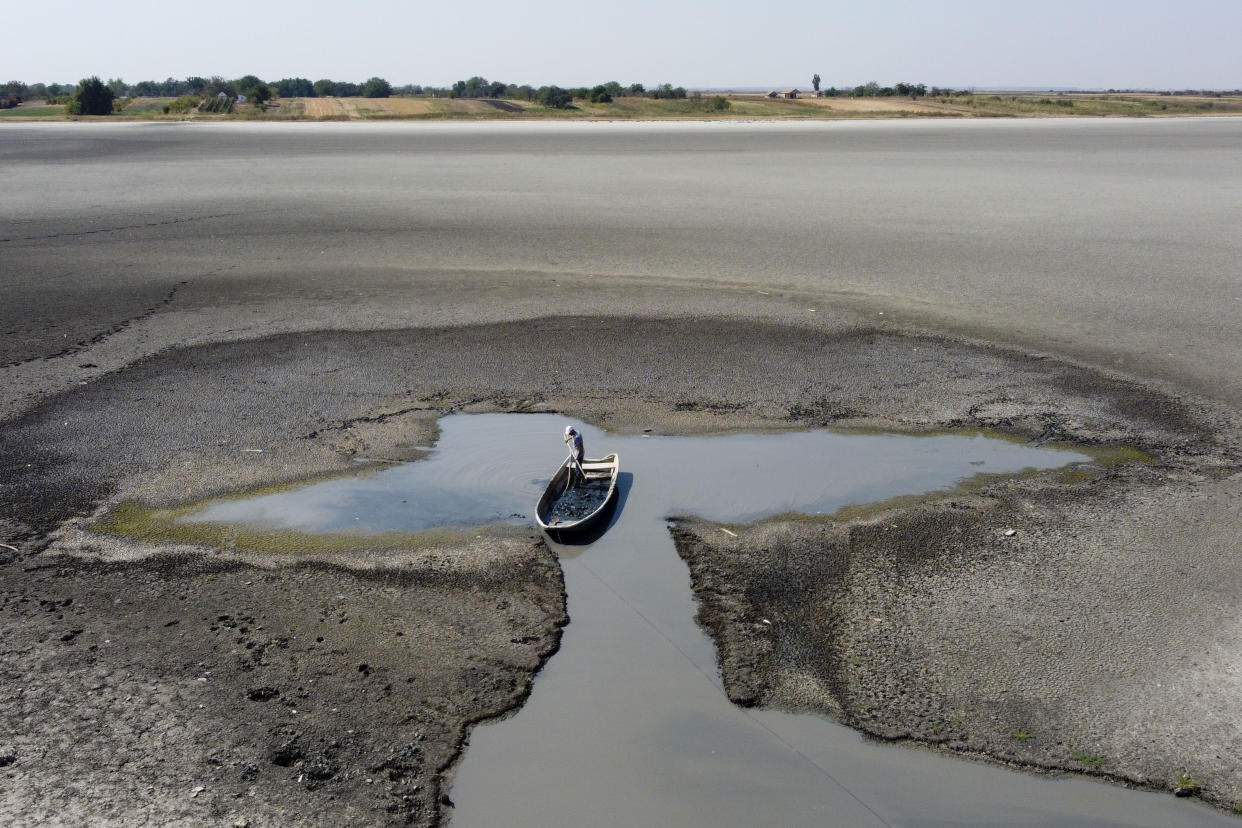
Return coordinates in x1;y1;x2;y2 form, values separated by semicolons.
3;91;1240;121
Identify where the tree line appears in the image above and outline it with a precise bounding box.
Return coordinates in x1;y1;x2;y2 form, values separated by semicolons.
809;76;937;99
2;74;693;113
0;75;397;110
9;74;1242;114
438;77;687;106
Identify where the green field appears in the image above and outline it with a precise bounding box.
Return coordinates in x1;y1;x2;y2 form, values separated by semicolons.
0;105;63;117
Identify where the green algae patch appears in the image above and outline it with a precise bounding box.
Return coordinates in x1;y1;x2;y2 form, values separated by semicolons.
829;424;1156;467
93;500;514;555
1045;442;1155;467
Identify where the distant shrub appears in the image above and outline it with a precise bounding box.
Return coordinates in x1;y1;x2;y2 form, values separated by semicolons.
650;83;687;100
687;93;731;111
166;95;202;114
199;95;234;113
537;86;572;108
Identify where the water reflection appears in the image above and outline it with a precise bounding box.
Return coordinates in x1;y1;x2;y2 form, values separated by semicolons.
184;414;1085;533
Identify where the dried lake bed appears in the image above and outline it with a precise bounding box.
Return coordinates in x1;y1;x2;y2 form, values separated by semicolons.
2;119;1241;825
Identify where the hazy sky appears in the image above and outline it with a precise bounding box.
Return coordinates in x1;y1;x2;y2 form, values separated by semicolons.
8;0;1239;89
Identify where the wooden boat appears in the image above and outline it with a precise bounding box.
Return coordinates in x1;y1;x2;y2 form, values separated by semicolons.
535;453;620;541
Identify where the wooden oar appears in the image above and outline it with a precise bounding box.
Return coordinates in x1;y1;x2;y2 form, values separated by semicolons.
563;449;586;495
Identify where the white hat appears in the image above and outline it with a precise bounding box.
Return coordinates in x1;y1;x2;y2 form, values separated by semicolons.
565;425;576;435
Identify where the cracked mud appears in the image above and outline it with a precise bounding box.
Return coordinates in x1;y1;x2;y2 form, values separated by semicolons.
4;120;1242;826
2;319;1239;823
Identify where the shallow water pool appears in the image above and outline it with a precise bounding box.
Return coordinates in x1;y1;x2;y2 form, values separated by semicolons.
182;414;1224;827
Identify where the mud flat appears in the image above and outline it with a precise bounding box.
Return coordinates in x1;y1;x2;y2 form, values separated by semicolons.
2;121;1242;824
1;319;1239;824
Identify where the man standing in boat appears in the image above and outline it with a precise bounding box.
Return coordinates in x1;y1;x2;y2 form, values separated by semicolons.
564;425;585;466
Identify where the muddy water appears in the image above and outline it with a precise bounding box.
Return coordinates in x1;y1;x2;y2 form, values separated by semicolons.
187;414;1084;532
186;414;1226;826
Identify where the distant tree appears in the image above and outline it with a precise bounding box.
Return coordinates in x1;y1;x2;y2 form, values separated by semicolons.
812;73;821;92
247;82;272;105
4;80;29;100
67;76;115;115
515;84;536;101
894;82;925;99
650;83;686;100
106;77;127;97
452;76;490;98
336;81;361;96
851;80;881;97
537;85;572;108
235;74;264;92
275;77;315;97
629;82;645;95
361;76;392;98
588;84;612;103
235;75;269;103
313;78;337;97
185;76;208;94
205;76;236;97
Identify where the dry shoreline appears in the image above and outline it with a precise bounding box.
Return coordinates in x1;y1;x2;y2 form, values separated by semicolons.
2;318;1241;823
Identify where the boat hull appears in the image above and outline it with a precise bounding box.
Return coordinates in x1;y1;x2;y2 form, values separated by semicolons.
535;453;620;541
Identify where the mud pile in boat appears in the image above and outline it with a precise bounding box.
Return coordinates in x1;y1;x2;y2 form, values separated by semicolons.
546;479;612;523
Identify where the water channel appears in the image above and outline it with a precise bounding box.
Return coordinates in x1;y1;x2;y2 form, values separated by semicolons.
186;414;1227;826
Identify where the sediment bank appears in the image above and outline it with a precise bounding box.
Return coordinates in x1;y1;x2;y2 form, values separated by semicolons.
2;318;1240;822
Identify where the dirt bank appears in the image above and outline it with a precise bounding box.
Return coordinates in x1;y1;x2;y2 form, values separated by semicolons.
0;549;565;826
668;334;1242;812
2;317;1241;823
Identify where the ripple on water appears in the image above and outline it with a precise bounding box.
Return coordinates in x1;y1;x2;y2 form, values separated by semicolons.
148;415;1214;827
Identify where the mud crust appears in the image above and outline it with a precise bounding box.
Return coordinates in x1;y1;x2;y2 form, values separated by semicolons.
670;380;1242;813
2;317;1241;823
